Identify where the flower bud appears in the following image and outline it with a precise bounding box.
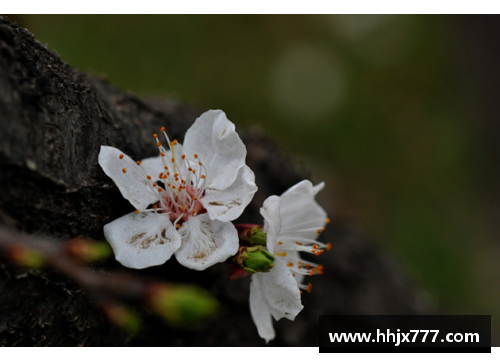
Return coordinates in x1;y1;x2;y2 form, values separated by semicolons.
235;224;267;246
9;246;46;269
235;246;275;274
148;284;218;326
66;238;113;262
102;304;142;333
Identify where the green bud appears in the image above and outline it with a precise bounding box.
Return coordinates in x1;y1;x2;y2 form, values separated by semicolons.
149;285;219;327
10;247;46;269
237;225;267;246
237;246;275;273
104;305;142;333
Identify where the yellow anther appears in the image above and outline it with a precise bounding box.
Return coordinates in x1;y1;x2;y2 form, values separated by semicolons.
326;217;331;224
201;175;206;179
296;241;302;245
198;161;202;166
176;223;181;229
160;152;165;157
192;169;196;174
157;142;162;147
147;175;152;180
316;229;322;234
194;154;198;159
182;155;186;160
160;127;165;132
327;243;332;251
154;133;158;138
135;209;140;213
119;154;124;159
171;158;175;163
152;183;157;187
278;241;283;245
169;140;177;146
136;160;141;165
157;187;162;192
273;251;287;257
153;205;158;209
180;206;185;211
164;166;168;170
287;262;294;267
122;168;127;173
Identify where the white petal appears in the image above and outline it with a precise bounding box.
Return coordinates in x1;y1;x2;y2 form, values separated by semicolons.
183;110;246;190
202;165;258;222
253;258;303;321
174;213;239;270
279;180;327;241
260;195;281;254
104;211;181;269
99;146;159;209
250;275;276;343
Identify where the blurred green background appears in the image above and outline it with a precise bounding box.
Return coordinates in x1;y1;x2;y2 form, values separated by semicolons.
9;15;500;322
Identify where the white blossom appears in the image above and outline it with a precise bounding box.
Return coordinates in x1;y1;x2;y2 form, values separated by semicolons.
99;110;257;270
250;180;330;342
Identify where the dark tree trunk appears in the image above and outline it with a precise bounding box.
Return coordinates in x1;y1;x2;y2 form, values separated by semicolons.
0;18;432;346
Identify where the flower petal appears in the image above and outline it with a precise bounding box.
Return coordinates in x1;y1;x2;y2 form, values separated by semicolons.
99;146;159;209
104;211;181;269
279;180;327;241
183;110;246;190
253;258;303;321
174;213;239;270
250;275;276;343
260;195;281;254
202;165;258;222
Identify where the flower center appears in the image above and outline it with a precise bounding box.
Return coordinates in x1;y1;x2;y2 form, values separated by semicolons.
123;127;208;228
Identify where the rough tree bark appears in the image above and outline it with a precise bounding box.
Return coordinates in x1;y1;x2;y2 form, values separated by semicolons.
0;18;432;346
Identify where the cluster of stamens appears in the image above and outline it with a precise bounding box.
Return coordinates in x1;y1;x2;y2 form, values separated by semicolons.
274;217;331;294
120;127;208;228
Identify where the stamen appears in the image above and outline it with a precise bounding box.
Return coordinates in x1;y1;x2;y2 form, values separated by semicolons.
122;168;126;173
136;160;141;165
326;217;330;224
135;209;140;213
119;154;124;160
327;243;332;251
